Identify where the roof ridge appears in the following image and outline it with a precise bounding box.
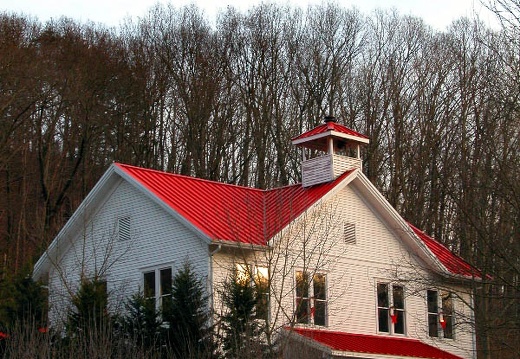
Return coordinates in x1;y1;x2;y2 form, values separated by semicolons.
116;162;266;193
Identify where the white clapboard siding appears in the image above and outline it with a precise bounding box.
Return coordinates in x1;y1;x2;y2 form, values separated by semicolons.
48;179;209;323
238;183;474;359
302;154;362;187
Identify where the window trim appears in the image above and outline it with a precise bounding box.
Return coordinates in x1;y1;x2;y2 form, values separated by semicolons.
235;263;270;321
295;270;328;327
376;282;406;335
427;289;455;339
142;265;173;311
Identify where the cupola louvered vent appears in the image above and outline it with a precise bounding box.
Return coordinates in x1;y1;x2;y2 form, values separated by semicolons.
344;222;356;245
118;216;131;241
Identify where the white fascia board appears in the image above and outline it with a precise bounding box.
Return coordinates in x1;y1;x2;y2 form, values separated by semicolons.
114;166;212;246
292;131;369;146
267;169;359;247
33;164;120;281
353;173;451;277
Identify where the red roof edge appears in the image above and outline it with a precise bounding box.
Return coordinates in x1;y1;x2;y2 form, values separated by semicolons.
285;327;465;359
408;222;487;280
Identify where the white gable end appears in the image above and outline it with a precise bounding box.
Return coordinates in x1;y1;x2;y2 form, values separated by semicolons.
47;176;210;324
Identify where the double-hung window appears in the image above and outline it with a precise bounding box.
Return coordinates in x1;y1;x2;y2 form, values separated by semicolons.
295;271;327;326
143;267;172;311
236;264;269;321
427;289;454;339
377;283;405;334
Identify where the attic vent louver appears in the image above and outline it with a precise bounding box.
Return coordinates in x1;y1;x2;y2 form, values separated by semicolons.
344;222;356;244
118;216;131;241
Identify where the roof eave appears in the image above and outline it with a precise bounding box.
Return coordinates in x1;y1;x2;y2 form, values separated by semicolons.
114;164;213;246
292;131;369;146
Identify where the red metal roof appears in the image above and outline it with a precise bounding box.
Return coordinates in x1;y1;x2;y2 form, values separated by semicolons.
115;163;478;278
291;121;369;143
288;327;464;359
115;163;353;246
409;223;483;279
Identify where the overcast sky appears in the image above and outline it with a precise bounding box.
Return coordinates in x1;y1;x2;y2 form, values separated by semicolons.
0;0;498;30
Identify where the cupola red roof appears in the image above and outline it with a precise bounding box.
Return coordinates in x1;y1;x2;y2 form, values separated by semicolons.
291;119;369;151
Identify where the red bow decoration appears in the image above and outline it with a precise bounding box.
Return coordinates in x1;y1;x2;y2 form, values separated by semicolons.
389;306;398;324
38;327;48;333
439;312;447;329
0;331;9;340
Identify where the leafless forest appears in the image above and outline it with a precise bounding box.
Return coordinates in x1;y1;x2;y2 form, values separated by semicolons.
0;1;519;357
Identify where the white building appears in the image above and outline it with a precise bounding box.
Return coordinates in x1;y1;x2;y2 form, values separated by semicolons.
34;117;482;359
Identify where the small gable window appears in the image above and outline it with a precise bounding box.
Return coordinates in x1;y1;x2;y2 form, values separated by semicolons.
344;222;356;244
377;283;406;334
118;216;131;241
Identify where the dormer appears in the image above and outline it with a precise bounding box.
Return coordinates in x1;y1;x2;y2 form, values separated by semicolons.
292;116;369;187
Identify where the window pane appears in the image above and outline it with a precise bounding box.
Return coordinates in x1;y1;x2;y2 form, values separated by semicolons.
393;285;404;309
144;271;155;298
377;283;389;307
428;313;439;337
160;268;172;296
296;271;309;297
314;301;327;326
427;290;438;313
296;298;309;323
313;274;326;300
394;310;405;334
442;292;454;339
378;308;389;332
255;267;269;320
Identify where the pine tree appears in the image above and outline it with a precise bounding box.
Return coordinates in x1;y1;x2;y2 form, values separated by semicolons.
221;271;262;359
120;292;161;351
67;276;109;334
163;261;217;358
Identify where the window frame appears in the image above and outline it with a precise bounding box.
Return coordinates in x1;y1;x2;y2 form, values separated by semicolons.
142;265;173;311
295;270;328;327
376;282;406;335
427;289;455;339
235;263;270;321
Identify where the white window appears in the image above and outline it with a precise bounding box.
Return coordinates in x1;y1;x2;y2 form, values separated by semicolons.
235;264;269;321
143;267;172;311
427;289;454;339
295;271;327;326
377;283;405;334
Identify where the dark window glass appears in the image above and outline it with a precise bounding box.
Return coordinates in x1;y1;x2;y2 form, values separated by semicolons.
393;285;405;334
427;290;439;337
296;271;310;323
144;271;155;299
160;268;172;296
377;283;389;332
313;274;327;326
442;292;454;339
377;283;389;307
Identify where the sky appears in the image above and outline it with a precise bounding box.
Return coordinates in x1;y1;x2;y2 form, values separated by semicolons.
0;0;499;31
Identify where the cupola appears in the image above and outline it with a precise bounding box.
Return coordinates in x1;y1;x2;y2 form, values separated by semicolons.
292;116;369;187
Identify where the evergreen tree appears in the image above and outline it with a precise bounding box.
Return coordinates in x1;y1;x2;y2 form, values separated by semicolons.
221;271;262;359
67;276;109;334
120;292;162;351
163;262;217;358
